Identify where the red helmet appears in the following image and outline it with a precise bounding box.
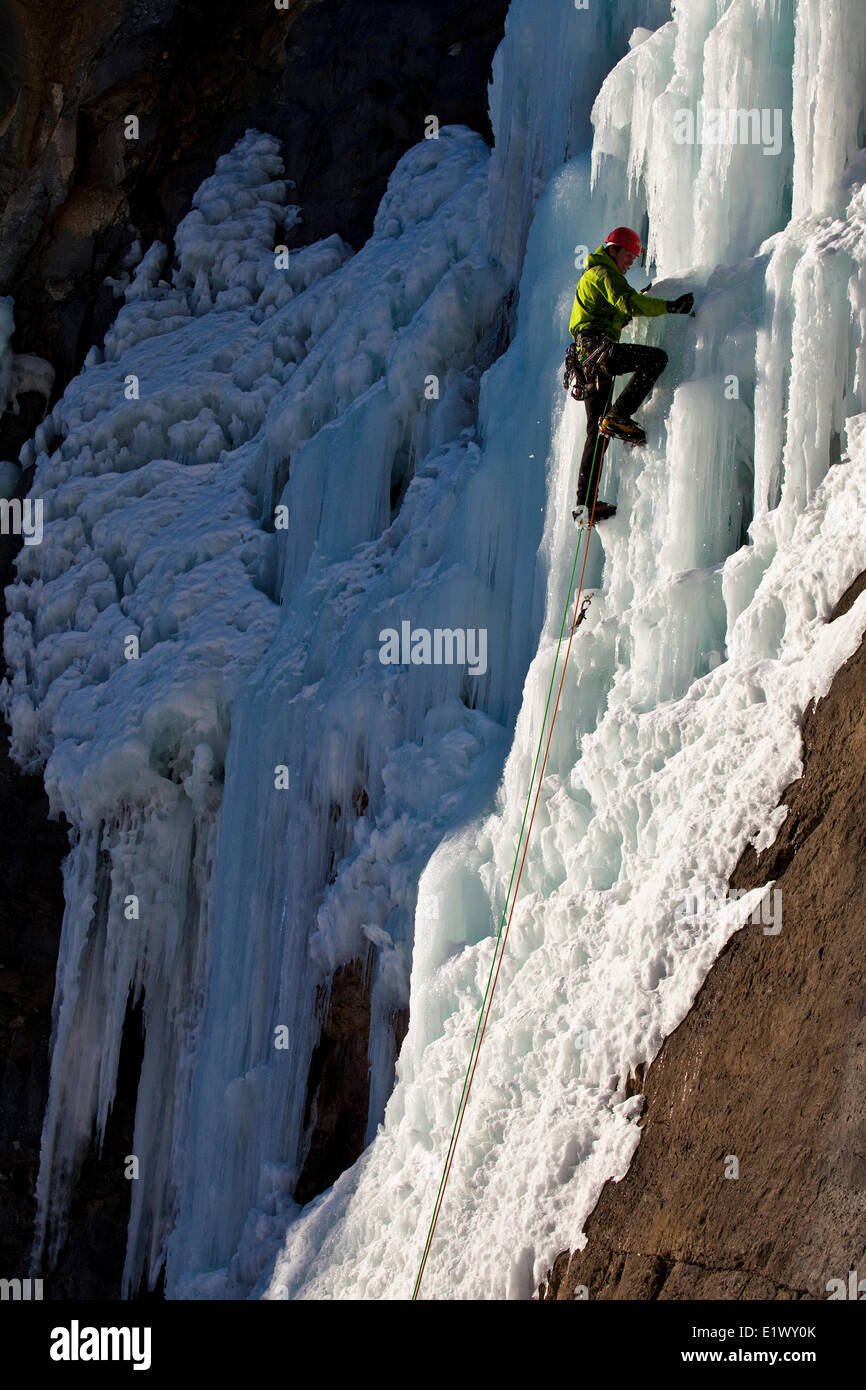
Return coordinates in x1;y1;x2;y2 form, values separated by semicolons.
604;226;643;257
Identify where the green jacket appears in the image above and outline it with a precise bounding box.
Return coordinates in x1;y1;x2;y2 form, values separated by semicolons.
570;244;668;342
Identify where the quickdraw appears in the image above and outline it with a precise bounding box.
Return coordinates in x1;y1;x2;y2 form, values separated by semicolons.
574;594;592;629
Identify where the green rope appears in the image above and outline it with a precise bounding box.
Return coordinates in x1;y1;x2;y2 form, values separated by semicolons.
411;380;614;1300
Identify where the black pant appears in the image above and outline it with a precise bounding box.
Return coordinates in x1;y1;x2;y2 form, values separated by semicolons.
575;341;668;507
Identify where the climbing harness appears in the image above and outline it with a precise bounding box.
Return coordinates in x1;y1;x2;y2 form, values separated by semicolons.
412;390;614;1300
563;334;613;401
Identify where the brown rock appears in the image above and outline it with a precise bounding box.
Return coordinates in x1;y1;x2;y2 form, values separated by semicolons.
543;570;866;1301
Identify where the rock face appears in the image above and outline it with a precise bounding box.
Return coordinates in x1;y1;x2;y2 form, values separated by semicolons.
543;572;866;1302
294;954;375;1207
0;0;508;457
0;472;69;1288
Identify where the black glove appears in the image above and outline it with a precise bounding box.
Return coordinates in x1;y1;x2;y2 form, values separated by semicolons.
667;292;694;315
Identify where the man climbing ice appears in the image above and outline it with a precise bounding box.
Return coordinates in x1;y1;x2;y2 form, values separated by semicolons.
569;226;693;522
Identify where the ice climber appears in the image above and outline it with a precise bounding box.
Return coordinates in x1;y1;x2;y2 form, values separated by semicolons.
567;226;694;522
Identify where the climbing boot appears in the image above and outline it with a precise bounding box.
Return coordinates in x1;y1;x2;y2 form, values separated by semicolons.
599;414;646;445
573;500;617;524
591;500;618;522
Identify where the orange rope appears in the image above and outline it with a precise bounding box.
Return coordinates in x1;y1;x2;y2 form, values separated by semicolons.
411;433;611;1297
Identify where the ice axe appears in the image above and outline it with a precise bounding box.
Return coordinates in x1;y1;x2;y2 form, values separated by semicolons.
644;281;695;316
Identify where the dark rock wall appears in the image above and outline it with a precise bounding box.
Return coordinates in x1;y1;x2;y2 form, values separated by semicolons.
0;0;509;446
294;953;376;1207
543;573;866;1301
0;472;69;1287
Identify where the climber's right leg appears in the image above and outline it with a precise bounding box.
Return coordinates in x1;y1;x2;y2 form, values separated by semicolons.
599;343;668;444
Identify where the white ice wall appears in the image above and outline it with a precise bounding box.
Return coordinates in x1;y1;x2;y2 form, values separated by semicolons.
256;0;866;1299
485;0;670;278
1;127;512;1292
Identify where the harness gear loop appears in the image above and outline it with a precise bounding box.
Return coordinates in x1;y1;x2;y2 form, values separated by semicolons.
563;334;613;401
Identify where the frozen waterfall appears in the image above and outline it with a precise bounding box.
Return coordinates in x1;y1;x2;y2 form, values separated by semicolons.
3;0;866;1301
